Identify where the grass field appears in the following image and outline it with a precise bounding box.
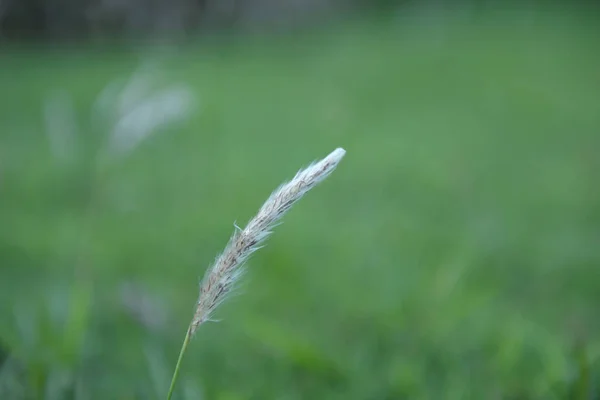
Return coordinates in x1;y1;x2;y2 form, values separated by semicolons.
1;6;599;399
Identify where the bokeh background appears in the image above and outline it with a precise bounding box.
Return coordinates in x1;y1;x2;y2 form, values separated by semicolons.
1;1;599;399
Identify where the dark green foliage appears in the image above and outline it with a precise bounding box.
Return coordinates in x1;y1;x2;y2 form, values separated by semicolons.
0;7;599;399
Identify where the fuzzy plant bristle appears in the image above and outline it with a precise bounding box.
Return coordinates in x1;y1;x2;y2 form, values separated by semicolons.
190;147;345;334
167;147;345;400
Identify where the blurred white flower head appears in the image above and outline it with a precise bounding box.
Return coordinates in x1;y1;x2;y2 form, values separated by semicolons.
94;65;197;157
43;63;198;163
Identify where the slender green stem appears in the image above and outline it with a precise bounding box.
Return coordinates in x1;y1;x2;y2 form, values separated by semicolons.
167;326;192;400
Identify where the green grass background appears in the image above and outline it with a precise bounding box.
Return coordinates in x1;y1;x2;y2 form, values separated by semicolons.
1;6;599;399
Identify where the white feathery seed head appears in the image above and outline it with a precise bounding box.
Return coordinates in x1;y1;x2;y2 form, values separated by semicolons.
189;147;346;335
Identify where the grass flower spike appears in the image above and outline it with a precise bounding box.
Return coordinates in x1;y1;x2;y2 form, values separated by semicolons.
167;147;346;399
